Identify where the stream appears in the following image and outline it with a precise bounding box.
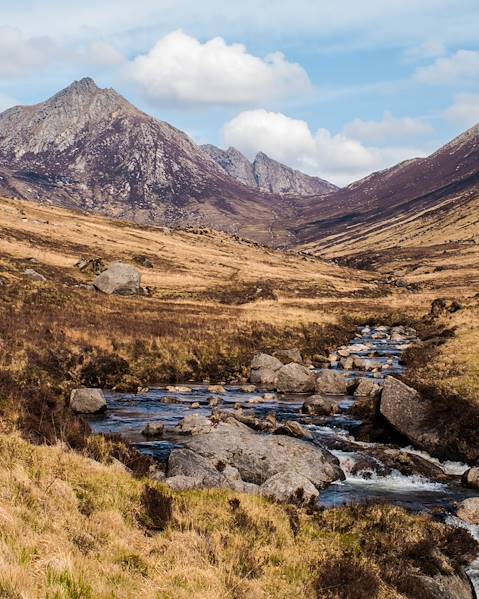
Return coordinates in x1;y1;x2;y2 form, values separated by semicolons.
87;325;479;589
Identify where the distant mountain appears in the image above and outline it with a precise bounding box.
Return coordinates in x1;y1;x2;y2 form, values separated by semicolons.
0;78;303;245
201;144;337;195
296;123;479;253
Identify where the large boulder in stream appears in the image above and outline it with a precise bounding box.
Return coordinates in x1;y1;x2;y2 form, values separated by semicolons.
169;419;344;496
93;262;141;295
380;377;441;453
272;349;303;364
275;363;316;393
301;395;341;416
249;353;283;387
315;371;348;395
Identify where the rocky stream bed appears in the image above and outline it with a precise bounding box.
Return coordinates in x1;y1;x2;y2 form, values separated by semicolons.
87;325;479;592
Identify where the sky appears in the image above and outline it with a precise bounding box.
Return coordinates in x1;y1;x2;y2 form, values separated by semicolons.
1;0;479;186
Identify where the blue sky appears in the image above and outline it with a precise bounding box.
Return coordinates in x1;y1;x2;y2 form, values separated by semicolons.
1;0;479;185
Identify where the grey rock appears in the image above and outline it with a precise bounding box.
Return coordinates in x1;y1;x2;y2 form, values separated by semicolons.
316;371;348;395
354;378;382;398
24;268;46;282
275;363;316;393
165;475;204;491
301;395;341;416
380;377;440;453
184;420;344;488
272;349;303;364
167;448;225;487
260;470;319;506
250;353;283;386
70;388;106;414
178;414;213;435
274;420;313;440
93;262;141;295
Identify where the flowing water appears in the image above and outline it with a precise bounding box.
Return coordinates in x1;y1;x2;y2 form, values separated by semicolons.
88;325;479;588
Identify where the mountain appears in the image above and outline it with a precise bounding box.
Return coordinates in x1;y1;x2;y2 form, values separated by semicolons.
296;123;479;252
201;144;337;195
0;78;303;245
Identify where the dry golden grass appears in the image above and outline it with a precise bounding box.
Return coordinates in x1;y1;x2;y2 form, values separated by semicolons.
0;433;474;599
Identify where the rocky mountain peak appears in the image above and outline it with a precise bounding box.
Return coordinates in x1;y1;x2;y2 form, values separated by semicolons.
202;144;337;195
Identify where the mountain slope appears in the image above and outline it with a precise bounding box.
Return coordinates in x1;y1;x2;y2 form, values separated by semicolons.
0;78;303;245
296;124;479;292
202;144;337;195
296;123;479;247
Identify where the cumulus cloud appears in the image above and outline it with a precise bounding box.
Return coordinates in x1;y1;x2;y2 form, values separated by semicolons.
0;26;57;78
444;94;479;129
414;50;479;85
343;111;433;142
223;109;427;186
123;30;311;107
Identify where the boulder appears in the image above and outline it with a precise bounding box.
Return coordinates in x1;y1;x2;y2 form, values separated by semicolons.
250;353;283;386
184;420;344;489
409;574;475;599
380;377;440;453
70;388;106;414
354;378;382;398
315;371;348;395
166;385;192;393
93;262;141;295
178;414;213;435
301;395;341;416
141;423;164;437
24;268;46;282
260;471;319;506
241;384;256;393
457;497;479;525
462;468;479;490
272;349;303;364
167;449;225;487
275;363;316;393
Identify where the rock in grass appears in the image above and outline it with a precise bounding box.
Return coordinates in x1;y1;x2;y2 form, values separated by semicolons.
70;388;106;414
275;363;316;393
93;262;141;295
260;470;319;506
24;268;46;282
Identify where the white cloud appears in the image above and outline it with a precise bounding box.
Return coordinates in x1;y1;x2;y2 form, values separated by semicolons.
414;50;479;85
0;26;57;79
86;41;124;67
223;109;427;186
403;40;446;63
123;30;311;107
444;94;479;129
343;111;433;142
